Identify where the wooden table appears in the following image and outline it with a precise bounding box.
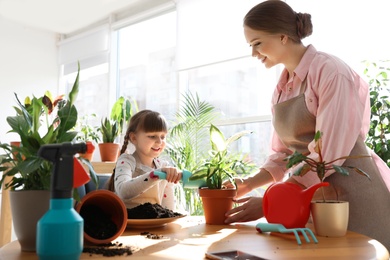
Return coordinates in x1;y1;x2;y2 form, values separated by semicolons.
0;216;388;260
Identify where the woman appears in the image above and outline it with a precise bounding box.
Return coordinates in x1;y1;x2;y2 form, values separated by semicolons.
224;0;390;250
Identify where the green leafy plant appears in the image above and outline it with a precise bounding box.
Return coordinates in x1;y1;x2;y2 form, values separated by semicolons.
285;131;371;201
189;124;254;189
75;114;100;143
363;60;390;167
99;117;120;143
110;96;138;135
0;64;98;193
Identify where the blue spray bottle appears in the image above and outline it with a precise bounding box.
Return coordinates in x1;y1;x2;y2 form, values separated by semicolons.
36;142;89;260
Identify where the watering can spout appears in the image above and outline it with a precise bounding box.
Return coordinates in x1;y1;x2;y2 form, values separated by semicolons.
302;182;329;204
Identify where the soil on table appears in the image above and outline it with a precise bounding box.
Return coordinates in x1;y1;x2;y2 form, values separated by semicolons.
80;202;182;257
83;242;135;257
127;202;183;219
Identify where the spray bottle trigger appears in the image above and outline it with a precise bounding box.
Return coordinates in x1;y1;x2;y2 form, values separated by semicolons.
73;157;91;188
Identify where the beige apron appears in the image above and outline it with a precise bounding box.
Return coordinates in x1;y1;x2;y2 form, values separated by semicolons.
273;78;390;250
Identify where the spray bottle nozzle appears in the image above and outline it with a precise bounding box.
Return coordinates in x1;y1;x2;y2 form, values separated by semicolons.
38;142;88;199
39;142;87;162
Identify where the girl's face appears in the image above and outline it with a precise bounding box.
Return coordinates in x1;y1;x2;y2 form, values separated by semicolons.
244;25;287;68
130;130;167;159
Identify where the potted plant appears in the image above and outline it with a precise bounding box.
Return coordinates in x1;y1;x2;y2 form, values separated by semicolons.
285;130;371;237
165;92;220;215
75;114;101;161
363;60;390;167
0;65;98;251
189;124;254;224
98;117;120;162
97;96;138;162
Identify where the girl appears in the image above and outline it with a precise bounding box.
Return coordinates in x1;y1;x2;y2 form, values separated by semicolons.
107;109;182;211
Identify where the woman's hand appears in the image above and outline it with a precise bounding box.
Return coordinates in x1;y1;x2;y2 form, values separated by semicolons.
223;177;253;198
162;167;182;184
224;196;264;224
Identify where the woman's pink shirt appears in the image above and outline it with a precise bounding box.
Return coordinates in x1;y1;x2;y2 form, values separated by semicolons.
262;45;390;191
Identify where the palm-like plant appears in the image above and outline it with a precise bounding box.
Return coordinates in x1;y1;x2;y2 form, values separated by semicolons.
165;92;219;172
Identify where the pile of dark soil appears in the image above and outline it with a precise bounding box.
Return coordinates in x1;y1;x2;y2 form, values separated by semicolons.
80;204;117;239
83;242;134;257
127;202;184;219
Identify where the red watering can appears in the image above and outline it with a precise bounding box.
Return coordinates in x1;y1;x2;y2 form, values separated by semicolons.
263;182;329;228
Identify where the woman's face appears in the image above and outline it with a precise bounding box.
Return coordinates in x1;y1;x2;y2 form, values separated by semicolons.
244;25;286;69
130;130;167;159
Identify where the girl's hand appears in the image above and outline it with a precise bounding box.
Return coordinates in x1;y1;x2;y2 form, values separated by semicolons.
224;196;264;224
162;167;182;184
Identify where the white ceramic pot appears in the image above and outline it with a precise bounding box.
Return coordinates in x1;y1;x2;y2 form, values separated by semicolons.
310;200;349;237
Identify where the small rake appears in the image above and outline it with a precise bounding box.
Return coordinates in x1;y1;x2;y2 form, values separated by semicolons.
255;223;318;245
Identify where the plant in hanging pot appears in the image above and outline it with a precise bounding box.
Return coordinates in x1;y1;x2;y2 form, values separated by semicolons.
285;130;371;237
75;114;101;161
98;117;120;162
189;124;254;225
0;65;98;251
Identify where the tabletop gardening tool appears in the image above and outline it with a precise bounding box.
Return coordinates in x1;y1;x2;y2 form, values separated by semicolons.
256;222;318;245
36;142;91;260
152;169;207;189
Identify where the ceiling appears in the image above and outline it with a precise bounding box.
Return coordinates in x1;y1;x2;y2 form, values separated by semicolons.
0;0;165;34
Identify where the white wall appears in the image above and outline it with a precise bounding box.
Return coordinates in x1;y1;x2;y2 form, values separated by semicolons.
0;17;59;144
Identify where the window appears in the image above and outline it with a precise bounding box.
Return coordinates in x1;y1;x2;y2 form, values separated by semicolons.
116;11;177;119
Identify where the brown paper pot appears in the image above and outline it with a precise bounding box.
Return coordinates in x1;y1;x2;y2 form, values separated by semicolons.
98;143;120;162
199;188;236;225
10;190;50;251
75;190;127;244
311;200;349;237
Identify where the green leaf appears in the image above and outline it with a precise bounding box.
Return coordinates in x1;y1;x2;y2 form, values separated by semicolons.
210;124;226;152
332;165;350;176
68;62;80;106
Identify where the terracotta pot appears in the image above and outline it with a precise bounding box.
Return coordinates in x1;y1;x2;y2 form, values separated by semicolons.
78;141;95;161
98;143;120;162
199;188;237;225
10;190;50;251
75;190;127;244
10;141;24;160
310;200;349;237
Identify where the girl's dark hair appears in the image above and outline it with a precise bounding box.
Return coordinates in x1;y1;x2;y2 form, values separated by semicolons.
107;110;168;192
244;0;313;43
